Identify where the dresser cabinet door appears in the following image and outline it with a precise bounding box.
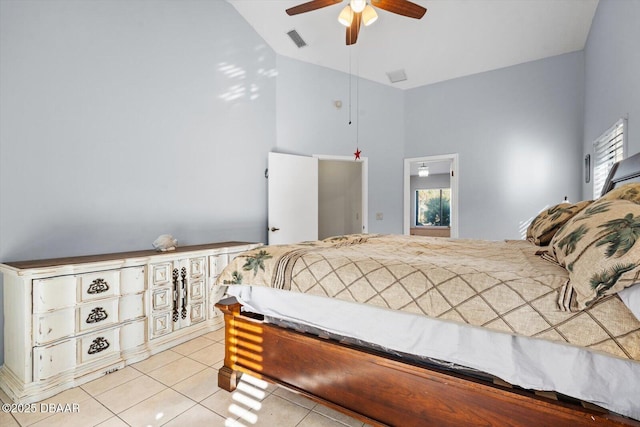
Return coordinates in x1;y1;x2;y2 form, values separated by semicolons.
149;255;209;336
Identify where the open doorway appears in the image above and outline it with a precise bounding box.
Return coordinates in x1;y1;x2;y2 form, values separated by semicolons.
267;152;368;245
403;154;459;238
315;155;368;239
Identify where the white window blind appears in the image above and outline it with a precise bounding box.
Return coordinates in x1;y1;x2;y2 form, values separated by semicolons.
593;119;626;198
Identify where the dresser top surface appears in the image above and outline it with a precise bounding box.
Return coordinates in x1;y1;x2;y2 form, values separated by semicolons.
2;242;257;270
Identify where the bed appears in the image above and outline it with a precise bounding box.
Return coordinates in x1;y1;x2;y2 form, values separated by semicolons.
213;153;640;426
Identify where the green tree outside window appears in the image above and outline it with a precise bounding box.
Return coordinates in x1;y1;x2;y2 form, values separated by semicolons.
416;189;450;226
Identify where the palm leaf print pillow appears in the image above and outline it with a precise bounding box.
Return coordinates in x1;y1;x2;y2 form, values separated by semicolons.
550;199;640;310
527;200;592;246
599;182;640;204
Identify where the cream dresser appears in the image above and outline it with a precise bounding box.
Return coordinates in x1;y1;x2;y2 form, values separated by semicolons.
0;241;259;404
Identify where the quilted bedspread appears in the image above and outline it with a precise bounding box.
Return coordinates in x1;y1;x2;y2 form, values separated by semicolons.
216;234;640;362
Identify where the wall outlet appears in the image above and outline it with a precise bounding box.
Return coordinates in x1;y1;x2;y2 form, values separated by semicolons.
376;212;384;220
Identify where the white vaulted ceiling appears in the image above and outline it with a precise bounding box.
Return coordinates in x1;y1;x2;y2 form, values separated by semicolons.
227;0;599;89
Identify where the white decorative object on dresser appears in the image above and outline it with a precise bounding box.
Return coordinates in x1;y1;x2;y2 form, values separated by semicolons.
0;241;259;404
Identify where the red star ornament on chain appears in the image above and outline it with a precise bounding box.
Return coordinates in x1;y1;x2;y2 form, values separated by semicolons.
354;147;361;160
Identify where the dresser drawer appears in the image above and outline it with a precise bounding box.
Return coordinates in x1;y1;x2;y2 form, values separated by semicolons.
34;294;144;345
33;319;146;381
33;268;135;313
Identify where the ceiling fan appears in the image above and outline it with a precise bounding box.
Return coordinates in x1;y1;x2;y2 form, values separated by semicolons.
286;0;427;45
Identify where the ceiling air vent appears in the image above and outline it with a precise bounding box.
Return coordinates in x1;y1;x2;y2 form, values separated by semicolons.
287;29;307;48
387;69;408;84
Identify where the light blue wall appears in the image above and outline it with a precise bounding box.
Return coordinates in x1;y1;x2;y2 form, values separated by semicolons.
582;0;640;200
0;0;276;364
275;56;405;234
405;52;585;240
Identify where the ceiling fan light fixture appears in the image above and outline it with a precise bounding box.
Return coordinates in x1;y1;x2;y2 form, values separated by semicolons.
418;164;429;177
362;4;378;26
349;0;367;13
338;5;354;27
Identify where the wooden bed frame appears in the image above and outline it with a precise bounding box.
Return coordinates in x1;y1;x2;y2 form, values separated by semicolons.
215;153;640;426
216;299;640;426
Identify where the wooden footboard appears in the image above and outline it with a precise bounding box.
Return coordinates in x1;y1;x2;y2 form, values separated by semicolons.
216;298;640;427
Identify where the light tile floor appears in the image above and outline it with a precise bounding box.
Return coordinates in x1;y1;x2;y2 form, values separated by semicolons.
0;328;367;427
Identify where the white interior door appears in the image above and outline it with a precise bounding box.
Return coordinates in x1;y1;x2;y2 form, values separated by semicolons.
268;152;318;245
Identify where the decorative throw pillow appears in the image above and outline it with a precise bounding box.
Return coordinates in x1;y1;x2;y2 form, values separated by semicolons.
550;198;640;310
598;182;640;204
526;200;592;246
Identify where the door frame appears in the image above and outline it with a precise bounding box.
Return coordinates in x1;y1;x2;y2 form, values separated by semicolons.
314;154;369;234
403;153;459;238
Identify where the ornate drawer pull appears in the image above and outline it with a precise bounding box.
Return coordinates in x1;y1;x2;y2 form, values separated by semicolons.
181;267;187;320
87;278;109;294
172;268;179;323
88;337;110;355
86;307;108;324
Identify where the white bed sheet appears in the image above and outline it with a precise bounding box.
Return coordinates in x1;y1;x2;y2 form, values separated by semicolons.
226;284;640;420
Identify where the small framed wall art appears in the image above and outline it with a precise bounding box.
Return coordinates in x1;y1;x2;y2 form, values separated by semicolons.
584;154;591;183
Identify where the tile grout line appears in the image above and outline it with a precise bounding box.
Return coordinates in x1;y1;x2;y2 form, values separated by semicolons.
88;394;121;427
97;371;168;418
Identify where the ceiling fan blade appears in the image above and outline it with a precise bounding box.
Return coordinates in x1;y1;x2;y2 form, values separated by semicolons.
286;0;343;16
346;11;362;45
371;0;427;19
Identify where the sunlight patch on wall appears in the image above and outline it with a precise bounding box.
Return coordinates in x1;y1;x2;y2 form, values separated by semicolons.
217;58;278;102
220;83;246;102
220;63;247;79
257;68;278;78
519;211;543;240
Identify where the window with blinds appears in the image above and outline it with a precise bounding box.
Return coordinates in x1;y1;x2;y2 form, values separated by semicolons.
593;118;626;198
